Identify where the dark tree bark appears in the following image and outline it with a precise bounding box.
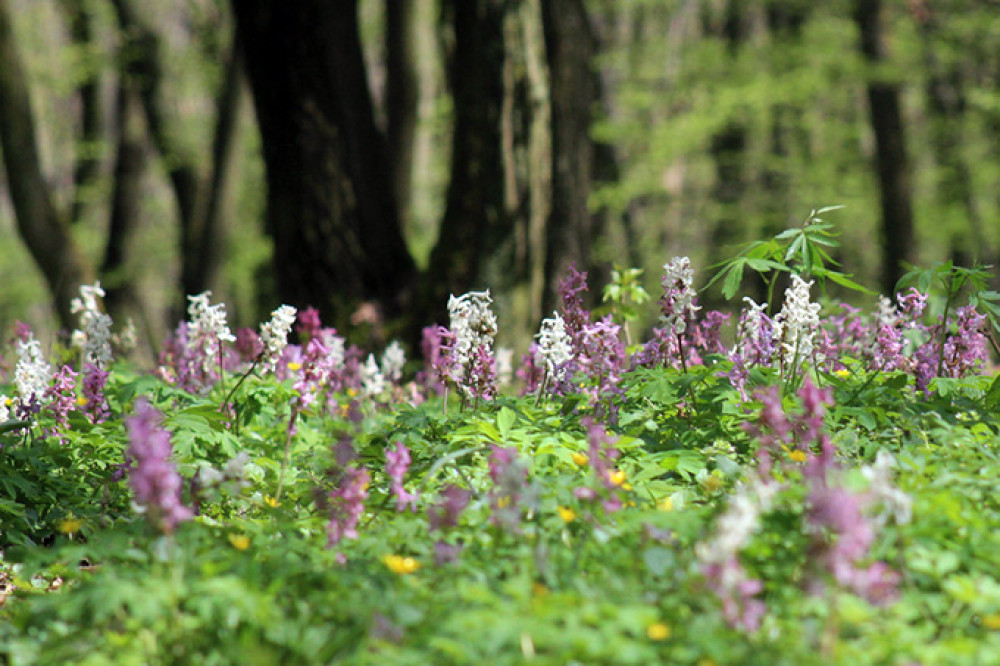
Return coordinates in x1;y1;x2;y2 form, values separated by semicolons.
113;0;243;309
101;80;147;319
0;0;90;328
422;0;514;324
233;0;416;328
855;0;916;296
541;0;601;313
386;0;419;225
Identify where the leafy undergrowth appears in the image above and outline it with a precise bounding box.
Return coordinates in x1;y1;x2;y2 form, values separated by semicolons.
4;224;1000;664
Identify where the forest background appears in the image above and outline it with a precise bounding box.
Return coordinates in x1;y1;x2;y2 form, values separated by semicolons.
0;0;998;358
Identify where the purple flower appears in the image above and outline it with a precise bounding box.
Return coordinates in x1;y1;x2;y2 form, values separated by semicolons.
296;306;323;343
234;328;264;364
428;485;471;531
941;305;987;378
576;317;625;405
487;445;531;532
702;558;767;633
386;441;419;512
327;466;370;550
557;263;591;355
873;324;905;372
691;310;731;357
82;363;110;424
44;364;78;442
125;399;193;534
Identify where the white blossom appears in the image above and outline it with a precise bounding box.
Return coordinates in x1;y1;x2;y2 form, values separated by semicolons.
70;282;114;368
14;334;52;404
447;290;497;377
861;450;912;526
535;312;573;383
186;292;236;382
381;340;406;383
696;475;781;574
259;304;298;371
661;256;701;334
773;275;821;368
875;294;899;330
361;354;386;396
70;282;105;327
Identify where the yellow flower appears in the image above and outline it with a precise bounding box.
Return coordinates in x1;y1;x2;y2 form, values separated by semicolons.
621;482;633;492
789;450;807;463
383;554;420;575
571;452;589;467
497;495;512;508
646;622;671;641
228;534;251;551
264;495;280;508
983;614;1000;630
347;388;359;398
75;395;88;407
557;507;576;522
607;469;627;487
56;518;83;534
834;368;851;378
287;361;302;372
700;475;723;493
658;497;674;511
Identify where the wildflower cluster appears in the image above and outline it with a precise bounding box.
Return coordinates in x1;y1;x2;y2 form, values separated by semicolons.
438;290;498;403
125;399;193;534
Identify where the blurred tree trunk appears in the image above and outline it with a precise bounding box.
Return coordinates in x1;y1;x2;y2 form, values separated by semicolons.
0;0;90;329
761;0;810;233
541;0;603;313
422;0;551;333
706;0;749;304
233;0;416;329
61;0;104;226
101;80;147;319
113;0;243;310
855;0;915;296
386;0;419;226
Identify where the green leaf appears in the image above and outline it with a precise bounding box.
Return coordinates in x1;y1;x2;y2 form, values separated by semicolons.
496;407;516;441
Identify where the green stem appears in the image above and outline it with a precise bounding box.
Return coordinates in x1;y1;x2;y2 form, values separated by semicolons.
275;403;299;503
936;290;957;377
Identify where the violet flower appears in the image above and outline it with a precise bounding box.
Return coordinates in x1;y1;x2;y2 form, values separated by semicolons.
428;485;471;532
125;399;193;534
557;263;591;355
326;466;370;556
81;362;110;424
386;441;419;512
44;364;78;442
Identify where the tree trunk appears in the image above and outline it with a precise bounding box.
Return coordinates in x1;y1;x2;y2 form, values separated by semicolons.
233;0;416;329
541;0;600;313
61;0;105;226
101;79;147;320
386;0;419;226
706;0;749;306
0;0;90;329
422;0;551;337
855;0;915;296
426;0;507;303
